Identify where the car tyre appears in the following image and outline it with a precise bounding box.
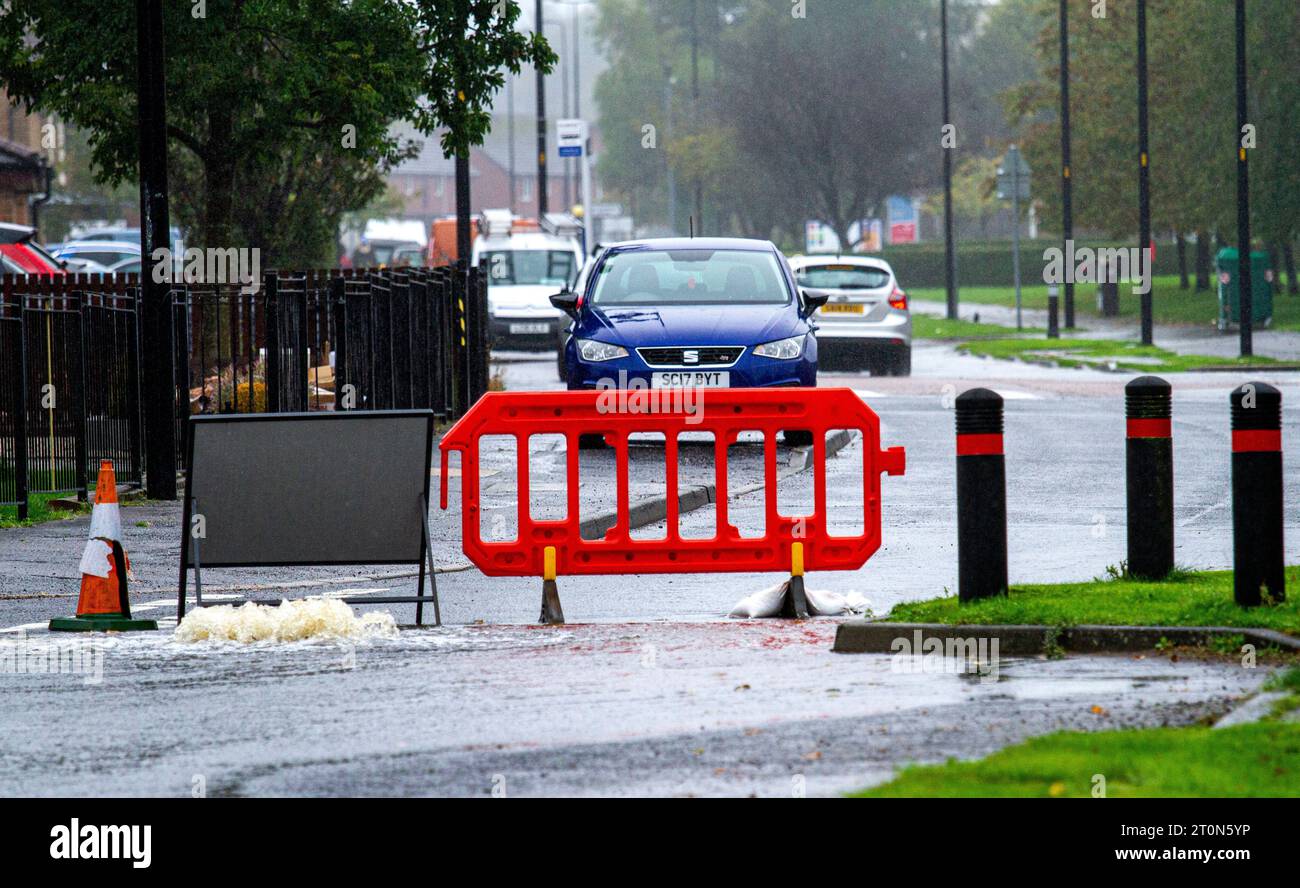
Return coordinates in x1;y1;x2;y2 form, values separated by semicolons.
578;433;608;449
893;347;912;377
782;429;815;448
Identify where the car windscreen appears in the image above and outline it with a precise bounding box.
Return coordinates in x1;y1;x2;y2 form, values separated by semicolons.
592;249;790;305
794;264;890;290
484;250;576;287
68;249;133;266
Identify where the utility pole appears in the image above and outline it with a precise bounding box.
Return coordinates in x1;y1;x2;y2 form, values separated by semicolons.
1059;0;1074;329
136;0;176;500
690;0;702;234
535;0;548;216
1137;0;1153;345
940;0;958;321
507;78;516;214
664;67;676;234
1235;0;1253;357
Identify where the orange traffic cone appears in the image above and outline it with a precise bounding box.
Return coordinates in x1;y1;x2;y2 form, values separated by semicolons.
49;461;157;632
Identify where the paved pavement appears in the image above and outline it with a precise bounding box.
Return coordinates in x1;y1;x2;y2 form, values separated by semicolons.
1;341;1294;796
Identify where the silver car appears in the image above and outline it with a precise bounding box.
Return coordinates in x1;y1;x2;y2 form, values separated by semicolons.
788;255;912;376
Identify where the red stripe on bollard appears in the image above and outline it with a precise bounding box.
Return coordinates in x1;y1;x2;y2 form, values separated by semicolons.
956;433;1003;456
1232;429;1282;452
1126;418;1171;438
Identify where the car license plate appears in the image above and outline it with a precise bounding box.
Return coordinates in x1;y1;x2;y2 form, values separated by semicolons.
508;322;551;334
820;303;864;314
651;371;729;388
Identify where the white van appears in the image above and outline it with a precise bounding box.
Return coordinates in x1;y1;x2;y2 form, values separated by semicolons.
470;210;584;350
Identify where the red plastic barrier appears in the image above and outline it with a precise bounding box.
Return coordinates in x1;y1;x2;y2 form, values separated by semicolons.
439;387;904;578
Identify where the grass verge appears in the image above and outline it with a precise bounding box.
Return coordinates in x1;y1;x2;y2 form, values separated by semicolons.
910;315;1041;341
956;336;1282;373
0;491;90;528
910;274;1300;331
886;566;1300;636
856;719;1300;797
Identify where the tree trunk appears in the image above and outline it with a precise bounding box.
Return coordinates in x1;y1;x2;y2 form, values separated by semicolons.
1194;229;1211;292
1176;232;1189;289
455;151;472;265
1285;241;1298;295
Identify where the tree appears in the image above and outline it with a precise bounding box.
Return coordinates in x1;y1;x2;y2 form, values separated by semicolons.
406;1;554;259
717;1;940;249
0;0;427;266
1007;0;1298;276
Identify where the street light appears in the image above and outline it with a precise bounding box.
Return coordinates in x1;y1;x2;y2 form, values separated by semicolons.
545;0;594;214
1136;0;1153;346
1058;0;1074;330
940;0;958;321
1235;0;1253;358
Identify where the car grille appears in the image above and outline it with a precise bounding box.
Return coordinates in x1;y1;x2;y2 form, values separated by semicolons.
636;346;745;367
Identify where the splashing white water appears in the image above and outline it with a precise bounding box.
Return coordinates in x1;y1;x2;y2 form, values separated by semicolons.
174;598;398;644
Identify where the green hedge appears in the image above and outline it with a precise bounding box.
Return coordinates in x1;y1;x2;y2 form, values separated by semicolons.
877;239;1183;288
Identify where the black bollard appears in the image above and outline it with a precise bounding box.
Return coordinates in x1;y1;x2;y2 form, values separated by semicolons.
956;388;1008;601
1125;376;1174;578
1231;382;1285;606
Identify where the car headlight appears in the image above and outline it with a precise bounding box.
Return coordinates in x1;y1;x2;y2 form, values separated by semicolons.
753;335;804;360
577;339;628;362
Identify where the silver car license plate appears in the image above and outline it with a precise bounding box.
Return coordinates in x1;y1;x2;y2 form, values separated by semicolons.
508;322;551;334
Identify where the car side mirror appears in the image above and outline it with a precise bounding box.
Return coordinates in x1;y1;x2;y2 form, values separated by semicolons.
549;289;581;319
800;288;831;316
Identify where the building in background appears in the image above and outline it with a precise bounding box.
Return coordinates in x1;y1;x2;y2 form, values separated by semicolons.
0;89;52;231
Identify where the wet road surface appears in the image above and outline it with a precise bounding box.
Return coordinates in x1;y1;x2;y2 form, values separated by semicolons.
1;341;1293;795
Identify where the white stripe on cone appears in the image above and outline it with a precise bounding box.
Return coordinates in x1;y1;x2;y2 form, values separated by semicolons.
78;538;114;579
87;502;122;542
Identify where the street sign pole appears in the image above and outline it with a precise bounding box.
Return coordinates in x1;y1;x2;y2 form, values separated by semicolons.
580;135;593;256
557;118;590;254
1235;0;1253;358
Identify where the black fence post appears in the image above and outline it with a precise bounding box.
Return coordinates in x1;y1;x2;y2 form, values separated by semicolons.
1;282;28;521
295;278;309;412
1125;375;1173;579
71;293;89;501
1231;381;1284;606
330;276;348;410
452;261;468;419
127;288;143;486
956;388;1008;602
265;273;281;413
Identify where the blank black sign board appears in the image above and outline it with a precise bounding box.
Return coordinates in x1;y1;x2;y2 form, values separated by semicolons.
178;410;440;625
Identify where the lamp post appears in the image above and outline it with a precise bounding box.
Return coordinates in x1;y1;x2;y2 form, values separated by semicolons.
535;0;548;216
136;0;176;500
1235;0;1253;357
1137;0;1153;346
940;0;958;321
1059;0;1074;329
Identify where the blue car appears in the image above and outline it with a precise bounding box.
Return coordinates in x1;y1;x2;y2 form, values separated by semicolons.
552;238;825;396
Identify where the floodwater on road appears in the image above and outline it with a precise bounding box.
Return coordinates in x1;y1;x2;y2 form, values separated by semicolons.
0;619;1268;797
0;342;1291;796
